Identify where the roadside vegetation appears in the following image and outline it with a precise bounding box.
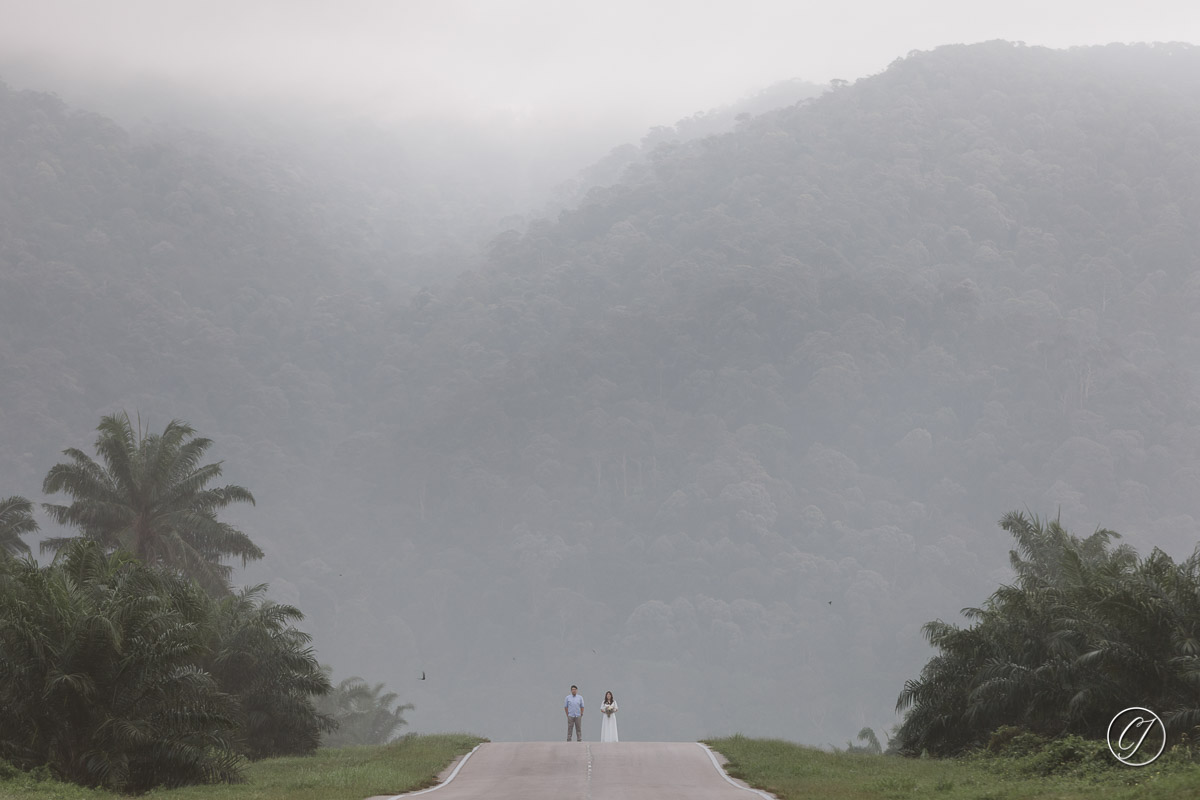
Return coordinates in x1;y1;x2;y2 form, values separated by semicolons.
0;414;414;794
706;734;1200;800
895;512;1200;756
0;733;484;800
702;510;1200;800
317;674;416;749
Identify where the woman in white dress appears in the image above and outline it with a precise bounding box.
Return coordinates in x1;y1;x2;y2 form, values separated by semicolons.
600;691;619;742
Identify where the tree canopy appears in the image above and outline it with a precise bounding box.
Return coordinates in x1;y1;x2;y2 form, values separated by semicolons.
206;585;335;759
0;538;334;791
0;540;242;791
0;496;37;557
316;672;414;748
895;511;1200;756
41;412;260;594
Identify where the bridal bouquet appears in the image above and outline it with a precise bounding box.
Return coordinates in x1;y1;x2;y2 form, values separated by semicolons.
601;703;617;715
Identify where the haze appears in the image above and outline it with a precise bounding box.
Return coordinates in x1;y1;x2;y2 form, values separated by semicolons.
4;0;1200;753
4;0;1199;132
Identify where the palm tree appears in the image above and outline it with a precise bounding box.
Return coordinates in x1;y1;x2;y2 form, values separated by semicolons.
847;727;883;755
317;673;414;747
896;510;1200;756
206;585;335;759
0;495;37;557
40;412;261;593
0;540;242;791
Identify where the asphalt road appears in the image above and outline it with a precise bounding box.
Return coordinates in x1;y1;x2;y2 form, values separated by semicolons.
376;741;775;799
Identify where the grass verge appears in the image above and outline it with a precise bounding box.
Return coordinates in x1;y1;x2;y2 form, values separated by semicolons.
704;734;1200;800
0;733;486;800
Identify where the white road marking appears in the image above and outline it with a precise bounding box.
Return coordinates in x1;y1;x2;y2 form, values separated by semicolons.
696;742;777;799
383;742;778;799
383;744;482;798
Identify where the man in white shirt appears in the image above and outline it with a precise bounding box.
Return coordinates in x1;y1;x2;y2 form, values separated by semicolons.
564;685;585;741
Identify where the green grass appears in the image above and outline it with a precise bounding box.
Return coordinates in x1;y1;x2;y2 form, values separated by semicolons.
10;731;1198;799
0;733;485;800
704;734;1200;800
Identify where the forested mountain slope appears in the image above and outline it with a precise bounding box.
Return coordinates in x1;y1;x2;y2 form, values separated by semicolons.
546;77;826;213
3;41;1200;745
351;41;1200;741
0;77;396;610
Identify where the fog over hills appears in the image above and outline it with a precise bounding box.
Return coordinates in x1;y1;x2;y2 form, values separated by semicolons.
3;41;1200;745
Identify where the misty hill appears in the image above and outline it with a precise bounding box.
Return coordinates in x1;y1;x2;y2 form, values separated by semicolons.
546;78;826;214
3;41;1200;746
340;40;1200;742
1;54;787;288
0;74;408;632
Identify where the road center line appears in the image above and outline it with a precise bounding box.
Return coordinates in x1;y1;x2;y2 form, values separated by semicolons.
585;742;593;799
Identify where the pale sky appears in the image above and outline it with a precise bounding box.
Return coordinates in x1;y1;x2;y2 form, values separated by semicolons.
2;0;1198;129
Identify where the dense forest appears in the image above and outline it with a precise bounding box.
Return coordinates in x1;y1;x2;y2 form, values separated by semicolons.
3;40;1200;746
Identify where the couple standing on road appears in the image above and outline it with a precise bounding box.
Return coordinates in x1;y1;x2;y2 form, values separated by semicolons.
564;685;619;742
